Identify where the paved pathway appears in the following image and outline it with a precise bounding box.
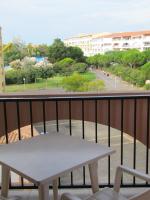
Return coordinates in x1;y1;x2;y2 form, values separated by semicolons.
93;69;143;92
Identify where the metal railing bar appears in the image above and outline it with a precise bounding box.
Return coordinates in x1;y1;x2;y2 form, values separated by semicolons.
0;94;150;102
3;102;8;144
68;100;73;186
82;100;86;185
16;100;24;187
146;97;150;184
42;100;46;134
55;101;59;132
108;99;111;185
95;100;98;143
29;100;34;137
133;99;137;185
121;99;124;184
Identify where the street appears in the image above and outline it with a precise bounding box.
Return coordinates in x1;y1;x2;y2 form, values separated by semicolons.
93;69;143;92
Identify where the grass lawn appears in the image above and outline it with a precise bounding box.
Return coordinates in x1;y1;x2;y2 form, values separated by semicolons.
5;71;96;93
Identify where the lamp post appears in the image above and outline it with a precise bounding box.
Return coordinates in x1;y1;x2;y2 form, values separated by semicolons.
23;77;26;90
0;27;5;92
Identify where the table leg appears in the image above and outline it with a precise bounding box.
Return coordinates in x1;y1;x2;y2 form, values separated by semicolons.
88;161;99;193
1;165;10;198
52;179;58;200
38;183;50;200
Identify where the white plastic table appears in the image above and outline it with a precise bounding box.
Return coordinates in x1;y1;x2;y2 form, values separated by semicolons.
0;132;115;200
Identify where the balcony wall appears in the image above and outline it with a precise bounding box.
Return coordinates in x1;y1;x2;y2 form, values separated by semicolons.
0;92;149;188
0;93;149;148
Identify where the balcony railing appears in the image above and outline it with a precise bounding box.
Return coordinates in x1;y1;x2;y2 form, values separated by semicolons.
0;93;149;189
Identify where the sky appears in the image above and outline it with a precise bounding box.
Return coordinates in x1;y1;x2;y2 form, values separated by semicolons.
1;0;150;44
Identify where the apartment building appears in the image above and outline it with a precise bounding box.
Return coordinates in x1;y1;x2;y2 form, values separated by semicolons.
64;30;150;56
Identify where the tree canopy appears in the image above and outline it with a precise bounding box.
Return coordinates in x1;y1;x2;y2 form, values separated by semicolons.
48;38;85;63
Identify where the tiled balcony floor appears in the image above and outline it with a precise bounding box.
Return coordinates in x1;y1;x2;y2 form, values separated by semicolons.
0;188;149;200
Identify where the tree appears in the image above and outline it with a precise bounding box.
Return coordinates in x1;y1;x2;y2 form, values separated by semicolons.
21;57;36;68
86;55;99;68
48;39;67;63
38;66;54;79
53;58;75;75
3;40;28;65
48;39;85;63
121;49;146;68
97;54;112;67
9;59;22;70
141;62;150;80
26;43;37;57
66;46;85;62
143;49;150;62
72;62;87;73
35;44;49;57
106;51;124;64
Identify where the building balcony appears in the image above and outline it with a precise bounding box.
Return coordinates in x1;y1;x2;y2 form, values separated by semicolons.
0;93;149;199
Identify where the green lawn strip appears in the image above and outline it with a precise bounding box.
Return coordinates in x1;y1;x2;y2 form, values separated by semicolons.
5;72;96;93
80;71;96;81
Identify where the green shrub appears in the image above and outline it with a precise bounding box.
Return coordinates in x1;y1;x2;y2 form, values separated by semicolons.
5;70;18;84
62;72;87;91
72;62;87;73
5;66;54;85
80;80;105;91
145;83;150;90
141;62;150;80
53;58;75;75
37;66;54;79
53;58;88;76
62;72;105;92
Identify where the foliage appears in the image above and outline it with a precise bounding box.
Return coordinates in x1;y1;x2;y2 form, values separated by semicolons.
38;66;54;79
121;49;146;68
53;57;75;75
141;62;150;80
3;41;48;65
80;80;105;91
5;66;54;85
62;73;88;91
145;83;150;90
62;72;104;92
104;65;145;87
5;73;95;93
4;42;28;65
97;54;112;67
35;44;49;57
86;55;99;68
9;59;22;70
106;51;124;64
87;49;147;69
53;58;87;75
66;46;85;62
143;49;150;62
48;39;85;63
5;70;19;84
72;62;87;73
21;57;36;68
48;39;67;63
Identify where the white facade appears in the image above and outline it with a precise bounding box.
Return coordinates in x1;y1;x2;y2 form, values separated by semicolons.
64;31;150;56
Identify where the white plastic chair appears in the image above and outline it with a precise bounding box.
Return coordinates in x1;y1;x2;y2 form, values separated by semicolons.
61;165;150;200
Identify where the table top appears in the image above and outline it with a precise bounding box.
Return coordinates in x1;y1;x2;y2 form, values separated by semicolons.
0;132;115;184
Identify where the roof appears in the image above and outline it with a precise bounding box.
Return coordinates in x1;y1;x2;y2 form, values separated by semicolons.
64;30;150;40
96;30;150;39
